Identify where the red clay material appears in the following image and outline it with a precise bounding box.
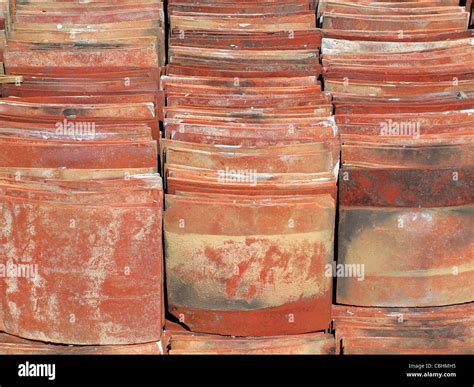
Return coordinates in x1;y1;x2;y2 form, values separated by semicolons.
164;320;335;355
0;175;164;345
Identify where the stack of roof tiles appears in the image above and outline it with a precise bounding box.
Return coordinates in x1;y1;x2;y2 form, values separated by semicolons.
320;0;473;354
0;0;471;356
0;0;166;353
332;304;473;354
161;0;338;354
